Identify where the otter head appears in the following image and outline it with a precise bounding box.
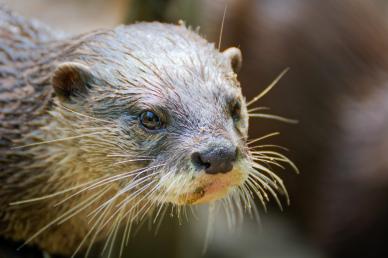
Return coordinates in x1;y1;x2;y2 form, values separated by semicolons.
47;23;292;229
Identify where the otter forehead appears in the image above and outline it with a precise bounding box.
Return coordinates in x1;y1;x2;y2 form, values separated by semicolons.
93;25;235;81
73;23;243;123
112;22;222;62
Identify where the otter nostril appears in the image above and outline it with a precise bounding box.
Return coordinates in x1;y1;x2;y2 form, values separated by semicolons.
192;146;237;174
191;152;211;170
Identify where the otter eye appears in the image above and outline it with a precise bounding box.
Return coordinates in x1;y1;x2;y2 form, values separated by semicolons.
139;111;163;130
230;100;241;122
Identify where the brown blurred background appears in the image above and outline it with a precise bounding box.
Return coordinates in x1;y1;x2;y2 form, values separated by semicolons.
2;0;388;258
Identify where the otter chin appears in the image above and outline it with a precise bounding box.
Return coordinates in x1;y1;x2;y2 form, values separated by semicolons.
169;166;247;205
0;7;296;257
192;168;247;204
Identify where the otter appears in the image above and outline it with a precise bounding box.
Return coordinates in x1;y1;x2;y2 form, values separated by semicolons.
0;7;295;257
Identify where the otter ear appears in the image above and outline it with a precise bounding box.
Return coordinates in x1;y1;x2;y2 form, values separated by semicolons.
223;47;242;73
51;62;93;102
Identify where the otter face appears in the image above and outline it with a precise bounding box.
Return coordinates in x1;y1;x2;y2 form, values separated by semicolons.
49;24;295;227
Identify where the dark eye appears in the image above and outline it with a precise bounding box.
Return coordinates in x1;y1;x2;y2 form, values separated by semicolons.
230;100;241;122
139;111;163;130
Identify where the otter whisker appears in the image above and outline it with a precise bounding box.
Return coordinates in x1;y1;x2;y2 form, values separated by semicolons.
53;175;138;208
221;197;232;230
119;213;133;258
247;132;280;145
247;68;289;106
12;132;104;149
95;184;157;235
119;172;171;225
182;204;190;223
249;165;279;184
94;169;167;229
153;201;167;224
234;192;245;226
189;205;199;220
79;199;115;258
238;185;252;210
243;188;262;226
167;174;192;224
239;187;251;213
107;154;154;158
226;194;237;229
120;180;164;221
56;164;164;207
247;106;270;113
252;154;290;167
248;178;278;206
251;157;287;170
87;204;126;258
134;172;178;223
252;150;299;173
141;172;176;220
246;175;270;203
239;185;254;208
102;208;123;258
176;205;183;225
244;178;268;211
20;185;111;250
125;213;135;245
9;179;98;205
131;212;150;239
137;195;160;223
88;175;157;221
155;171;183;203
112;158;154;166
217;3;228;50
12;170;124;206
56;186;112;226
118;172;159;195
255;178;283;211
250;161;288;188
248;144;289;151
249;113;298;124
115;178;157;213
247;174;284;210
249;167;288;204
58;104;113;124
203;203;217;254
228;195;238;230
155;205;169;235
227;193;243;230
109;215;124;258
126;164;163;182
248;169;280;197
248;178;283;211
118;214;135;258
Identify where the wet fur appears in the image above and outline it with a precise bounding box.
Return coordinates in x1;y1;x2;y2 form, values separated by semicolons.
0;7;295;256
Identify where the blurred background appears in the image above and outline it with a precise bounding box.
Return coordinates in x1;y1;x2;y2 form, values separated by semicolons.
2;0;388;257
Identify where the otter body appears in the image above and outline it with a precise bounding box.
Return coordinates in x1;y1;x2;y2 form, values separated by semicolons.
0;7;294;257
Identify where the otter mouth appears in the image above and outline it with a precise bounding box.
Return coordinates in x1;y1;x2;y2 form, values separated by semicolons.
175;168;247;205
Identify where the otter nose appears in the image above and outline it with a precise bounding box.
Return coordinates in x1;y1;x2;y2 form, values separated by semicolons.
191;146;237;174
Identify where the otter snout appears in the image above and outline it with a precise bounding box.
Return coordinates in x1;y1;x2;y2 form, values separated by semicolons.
191;141;237;174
